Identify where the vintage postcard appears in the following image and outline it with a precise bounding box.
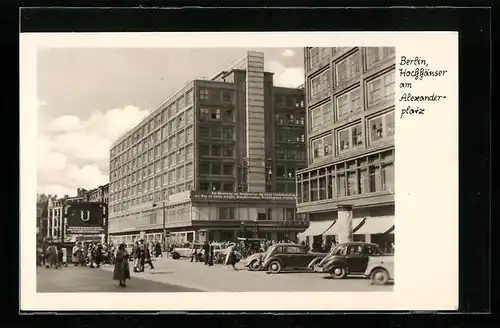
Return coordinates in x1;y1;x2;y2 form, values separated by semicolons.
20;32;458;311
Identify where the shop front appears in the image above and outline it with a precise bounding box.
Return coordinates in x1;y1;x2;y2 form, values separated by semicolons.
297;205;395;252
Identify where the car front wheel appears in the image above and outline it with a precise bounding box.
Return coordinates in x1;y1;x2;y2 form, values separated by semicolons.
268;260;282;273
248;260;262;271
171;253;180;260
329;266;347;279
371;268;390;285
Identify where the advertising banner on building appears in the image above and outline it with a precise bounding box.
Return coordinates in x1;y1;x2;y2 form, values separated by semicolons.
194;191;295;201
65;202;106;235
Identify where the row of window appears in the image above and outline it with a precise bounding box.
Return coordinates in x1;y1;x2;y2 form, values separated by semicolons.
297;163;394;203
199;125;235;139
308;47;352;70
275;113;305;126
309;69;395;133
200;107;234;121
112;200;192;219
297;150;394;202
199;181;235;192
111;89;194;157
111;144;194;190
196;207;298;221
111;123;194;171
274;165;300;179
200;88;234;103
275;148;307;161
199;162;235;176
275;94;305;108
273;182;296;194
308;48;395;104
311;111;395;162
110;163;194;202
308;47;395;77
200;144;234;158
276;130;306;144
110;183;194;214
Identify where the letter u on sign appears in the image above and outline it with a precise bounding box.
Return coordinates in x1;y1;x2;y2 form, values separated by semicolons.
80;209;91;222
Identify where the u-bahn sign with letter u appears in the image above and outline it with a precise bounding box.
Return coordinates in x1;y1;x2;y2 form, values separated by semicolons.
64;202;107;235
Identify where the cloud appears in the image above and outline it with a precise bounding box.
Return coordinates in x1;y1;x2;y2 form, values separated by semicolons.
282;49;295;57
265;60;304;88
37;105;150;197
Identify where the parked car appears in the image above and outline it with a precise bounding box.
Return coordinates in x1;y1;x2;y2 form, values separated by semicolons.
248;243;325;273
313;242;388;279
244;251;266;271
364;255;394;285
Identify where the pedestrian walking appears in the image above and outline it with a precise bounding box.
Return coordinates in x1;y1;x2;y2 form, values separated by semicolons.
190;244;198;262
224;243;238;271
113;243;131;288
202;241;209;265
144;244;155;270
46;243;57;268
154;242;162;258
61;246;68;267
208;242;214;266
133;241;140;272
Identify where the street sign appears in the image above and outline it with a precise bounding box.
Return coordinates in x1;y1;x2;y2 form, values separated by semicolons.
65;202;106;235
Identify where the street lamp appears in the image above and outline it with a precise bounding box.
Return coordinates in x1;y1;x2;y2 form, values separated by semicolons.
153;201;168;251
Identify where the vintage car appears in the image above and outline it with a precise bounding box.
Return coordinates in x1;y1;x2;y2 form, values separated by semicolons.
246;243;325;273
313;242;388;279
244;251;266;271
171;243;241;263
170;243;203;260
364;255;394;285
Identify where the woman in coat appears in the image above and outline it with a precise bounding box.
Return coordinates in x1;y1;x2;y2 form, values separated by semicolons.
113;243;131;287
224;243;237;270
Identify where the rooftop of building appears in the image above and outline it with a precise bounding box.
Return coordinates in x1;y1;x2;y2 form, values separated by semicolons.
110;50;302;149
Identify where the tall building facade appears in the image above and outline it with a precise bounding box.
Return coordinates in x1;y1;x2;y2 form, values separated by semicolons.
297;47;395;252
108;51;308;245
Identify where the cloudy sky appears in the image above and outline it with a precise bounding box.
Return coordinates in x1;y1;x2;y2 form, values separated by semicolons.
37;47;305;197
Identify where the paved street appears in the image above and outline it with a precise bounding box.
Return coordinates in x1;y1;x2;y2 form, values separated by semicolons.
37;258;393;293
36;265;201;293
97;257;393;292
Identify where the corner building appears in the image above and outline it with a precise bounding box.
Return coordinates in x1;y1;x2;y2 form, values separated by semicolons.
297;47;396;252
108;51;308;245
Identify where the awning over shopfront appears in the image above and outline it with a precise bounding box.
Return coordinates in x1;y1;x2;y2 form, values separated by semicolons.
354;216;395;235
323;218;365;236
299;220;335;237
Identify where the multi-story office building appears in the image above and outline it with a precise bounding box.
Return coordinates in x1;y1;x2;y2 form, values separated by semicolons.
297;47;395;252
108;51;308;245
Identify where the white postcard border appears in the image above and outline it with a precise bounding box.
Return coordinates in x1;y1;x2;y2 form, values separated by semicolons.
20;31;459;311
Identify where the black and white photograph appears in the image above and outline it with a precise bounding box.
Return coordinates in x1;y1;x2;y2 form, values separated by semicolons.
22;32;458;311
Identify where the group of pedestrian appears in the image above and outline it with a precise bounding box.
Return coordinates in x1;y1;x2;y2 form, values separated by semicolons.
71;241;116;268
37;242;67;268
189;240;239;270
132;239;155;272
